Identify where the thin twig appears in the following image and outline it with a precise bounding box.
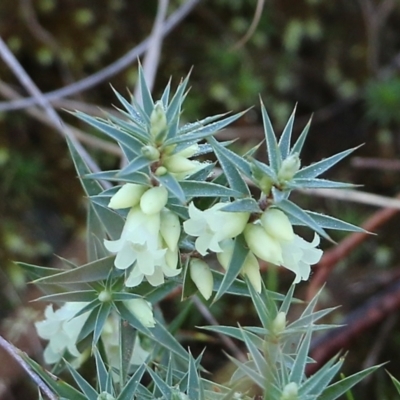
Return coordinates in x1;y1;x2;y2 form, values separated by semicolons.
0;335;57;400
191;296;247;362
230;0;265;51
0;80;122;156
0;0;200;112
135;0;169;100
0;36;110;188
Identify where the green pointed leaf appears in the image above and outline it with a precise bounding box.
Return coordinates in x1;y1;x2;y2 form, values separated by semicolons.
93;348;111;394
292;211;367;233
260;101;281;171
247;280;271;329
221;198;261;213
119;319;137;385
291;116;312;155
166;111;246;146
118;154;152;177
319;364;383;400
289;329;313;384
35;290;96;303
138;64;155;115
87;204;107;262
107;112;149;142
147;367;172;398
277;199;330;240
65;362;98;400
214;235;249;302
91;201;125;240
114;302;153;337
295;146;361;179
118;364;146;400
226;355;266;388
66;136;103;197
278;105;297;159
33;256;115;285
387;371;400;395
179;113;227;135
17;262;61;280
187;352;202;400
241;329;268;376
288;178;357;189
251;158;278;181
299;355;342;397
20;354;87;400
152;318;190;362
74;111;147;147
160;78;171;107
209;139;251;195
154;172;185;203
180;181;240;198
279;284;297;315
93;302;112;345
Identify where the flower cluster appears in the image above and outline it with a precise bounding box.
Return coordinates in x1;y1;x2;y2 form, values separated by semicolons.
183;204;322;297
105;184;181;287
36;299;155;365
244;208;323;284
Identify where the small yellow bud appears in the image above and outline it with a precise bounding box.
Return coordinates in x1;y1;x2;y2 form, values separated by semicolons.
141;145;160;161
98;290;112;303
155;166;168;176
278;154;301;181
164;155;198;174
260;209;294;242
190;259;214;300
271;311;286;336
176;144;199;158
280;382;298;400
150;101;167;140
108;183;147;209
140;186;168;215
241;252;262;293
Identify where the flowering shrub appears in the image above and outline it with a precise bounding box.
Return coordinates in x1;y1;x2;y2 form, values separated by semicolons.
17;67;380;400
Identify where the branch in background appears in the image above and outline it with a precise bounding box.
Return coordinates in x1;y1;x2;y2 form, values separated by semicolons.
0;335;57;400
0;0;200;112
0;36;109;188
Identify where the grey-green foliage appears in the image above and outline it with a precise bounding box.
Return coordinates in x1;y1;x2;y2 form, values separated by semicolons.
17;66;380;400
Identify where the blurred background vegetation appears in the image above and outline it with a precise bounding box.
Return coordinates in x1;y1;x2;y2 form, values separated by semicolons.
1;0;400;398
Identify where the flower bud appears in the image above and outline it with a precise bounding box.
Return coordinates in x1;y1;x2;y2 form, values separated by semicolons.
165;248;179;269
176;144;199;158
97;392;116;400
164;155;198;174
108;183;147;209
260;209;294;242
98;290;112;303
244;223;283;265
124;299;156;328
141;145;160;161
155;166;168;176
271;311;286;336
278;154;301;181
160;209;181;251
190;259;214;300
140;186;168;215
241;251;262;293
280;382;298;400
150;101;167;140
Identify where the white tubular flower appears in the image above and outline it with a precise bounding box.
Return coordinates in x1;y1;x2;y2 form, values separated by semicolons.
108;183;147;210
140;186;168;215
104;206;181;287
244;223;283;266
217;239;262;293
183;202;250;256
160;208;181;251
280;233;323;283
190;258;214;300
124;298;156;328
35;302;90;364
260;209;294;242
